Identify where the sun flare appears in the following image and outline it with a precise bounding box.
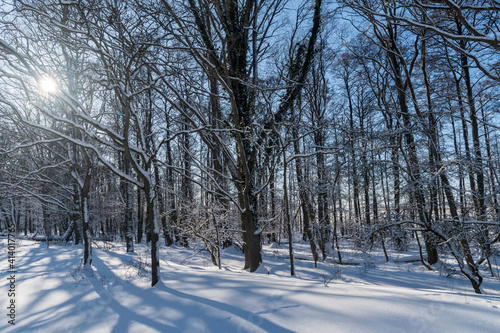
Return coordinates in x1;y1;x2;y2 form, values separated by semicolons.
38;76;59;94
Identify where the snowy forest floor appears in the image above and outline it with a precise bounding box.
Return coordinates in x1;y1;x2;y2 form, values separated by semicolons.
1;237;499;333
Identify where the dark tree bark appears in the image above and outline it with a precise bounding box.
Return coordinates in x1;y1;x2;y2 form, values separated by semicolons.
293;126;318;266
380;18;438;265
459;27;486;220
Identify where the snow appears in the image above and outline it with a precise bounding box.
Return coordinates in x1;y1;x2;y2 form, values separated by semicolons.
1;238;499;333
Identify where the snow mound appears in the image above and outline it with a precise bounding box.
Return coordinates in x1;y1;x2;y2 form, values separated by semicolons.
253;264;269;274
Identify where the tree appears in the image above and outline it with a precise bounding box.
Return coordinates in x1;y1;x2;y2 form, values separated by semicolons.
155;0;323;271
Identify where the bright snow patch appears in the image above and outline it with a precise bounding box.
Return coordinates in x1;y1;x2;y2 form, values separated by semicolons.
1;238;499;332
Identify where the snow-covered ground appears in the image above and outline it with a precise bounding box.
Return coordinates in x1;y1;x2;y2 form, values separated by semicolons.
1;237;499;332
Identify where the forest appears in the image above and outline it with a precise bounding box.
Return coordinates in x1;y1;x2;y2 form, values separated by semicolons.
0;0;499;302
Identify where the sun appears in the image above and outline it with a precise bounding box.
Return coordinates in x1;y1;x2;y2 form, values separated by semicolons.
38;76;59;94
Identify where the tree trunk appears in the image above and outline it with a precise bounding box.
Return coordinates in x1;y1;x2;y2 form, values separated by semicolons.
122;156;134;253
145;181;160;286
460;38;486;220
383;21;437;264
293;126;318;266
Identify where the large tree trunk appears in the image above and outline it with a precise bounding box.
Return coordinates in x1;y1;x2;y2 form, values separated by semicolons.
238;184;262;271
226;0;262;271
